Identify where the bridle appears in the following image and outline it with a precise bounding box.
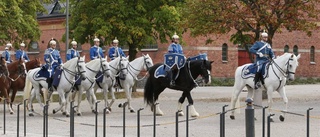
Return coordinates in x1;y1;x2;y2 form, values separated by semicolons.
270;57;295;79
126;56;152;81
63;58;86;85
7;61;27;81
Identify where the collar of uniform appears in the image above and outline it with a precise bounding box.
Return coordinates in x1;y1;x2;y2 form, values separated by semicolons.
93;45;98;48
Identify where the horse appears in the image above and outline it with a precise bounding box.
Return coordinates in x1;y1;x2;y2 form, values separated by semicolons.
24;56;87;117
115;54;154;113
6;59;27;114
92;56;129;113
230;53;300;122
0;57;11;113
71;57;111;116
7;58;41;113
144;59;213;117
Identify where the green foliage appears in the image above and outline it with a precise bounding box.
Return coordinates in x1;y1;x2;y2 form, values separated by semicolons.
182;0;320;45
0;0;49;47
69;0;184;60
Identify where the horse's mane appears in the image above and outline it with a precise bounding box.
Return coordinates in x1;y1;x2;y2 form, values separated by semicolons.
7;59;22;70
63;57;78;68
86;58;101;66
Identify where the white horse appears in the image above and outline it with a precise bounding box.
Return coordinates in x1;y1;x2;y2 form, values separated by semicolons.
92;56;129;113
230;53;300;121
72;57;111;116
24;56;87;117
118;54;154;113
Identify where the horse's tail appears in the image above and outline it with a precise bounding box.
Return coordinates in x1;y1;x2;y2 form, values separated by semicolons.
23;75;32;101
144;76;154;106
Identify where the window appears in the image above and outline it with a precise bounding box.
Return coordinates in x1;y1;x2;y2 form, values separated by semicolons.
293;45;298;56
284;45;289;53
222;43;228;62
28;41;39;52
310;46;315;63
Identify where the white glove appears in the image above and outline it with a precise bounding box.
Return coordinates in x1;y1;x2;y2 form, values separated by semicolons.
112;53;117;56
46;58;50;62
257;52;264;57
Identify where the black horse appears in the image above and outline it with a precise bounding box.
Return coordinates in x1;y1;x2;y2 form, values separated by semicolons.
144;59;213;117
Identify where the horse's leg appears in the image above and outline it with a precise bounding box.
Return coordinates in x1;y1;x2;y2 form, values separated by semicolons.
266;87;275;122
64;92;70;117
185;91;199;117
88;88;98;113
103;85;112;114
177;92;187;116
75;88;83;116
152;86;166;116
230;82;245;120
277;87;288;122
108;86;116;109
126;86;135;113
10;88;18;113
53;90;65;115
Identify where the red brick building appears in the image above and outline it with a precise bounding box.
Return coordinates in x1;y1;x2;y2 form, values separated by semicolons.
1;2;318;78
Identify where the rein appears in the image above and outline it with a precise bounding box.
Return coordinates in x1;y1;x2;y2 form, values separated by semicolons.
126;57;150;81
269;57;293;90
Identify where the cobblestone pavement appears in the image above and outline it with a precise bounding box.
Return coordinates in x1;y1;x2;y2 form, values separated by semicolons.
1;85;320;137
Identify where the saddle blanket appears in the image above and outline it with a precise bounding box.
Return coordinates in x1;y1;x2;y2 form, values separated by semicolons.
241;62;270;79
164;53;186;69
187;53;208;61
52;68;63;87
34;68;50;81
95;71;104;83
154;65;180;80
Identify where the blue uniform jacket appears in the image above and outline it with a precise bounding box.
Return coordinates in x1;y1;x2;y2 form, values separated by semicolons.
2;50;12;64
168;43;183;54
66;49;80;61
108;46;126;60
90;45;104;60
44;48;63;75
249;41;275;62
15;50;30;61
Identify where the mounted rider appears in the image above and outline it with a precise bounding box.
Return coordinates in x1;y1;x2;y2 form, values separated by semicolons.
249;30;275;89
89;36;104;60
2;43;13;64
15;41;30;62
43;38;63;91
66;39;80;61
108;37;126;60
165;32;185;86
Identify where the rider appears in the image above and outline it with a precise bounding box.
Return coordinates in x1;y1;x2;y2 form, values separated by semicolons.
167;32;184;86
43;38;63;91
90;36;104;60
108;37;126;60
249;30;275;89
2;43;13;64
66;39;80;61
15;41;30;62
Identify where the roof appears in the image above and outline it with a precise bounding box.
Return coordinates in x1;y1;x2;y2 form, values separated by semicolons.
37;1;66;19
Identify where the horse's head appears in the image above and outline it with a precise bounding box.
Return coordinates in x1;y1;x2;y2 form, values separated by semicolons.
77;56;87;80
143;54;153;71
18;59;27;75
119;57;129;74
0;57;9;76
100;57;111;77
26;58;41;71
286;53;300;80
65;56;87;80
199;60;213;84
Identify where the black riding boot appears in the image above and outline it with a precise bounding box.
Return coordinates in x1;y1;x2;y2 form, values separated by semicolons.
254;72;261;89
47;77;53;92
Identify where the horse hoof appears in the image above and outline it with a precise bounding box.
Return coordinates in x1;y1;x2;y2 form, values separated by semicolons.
178;111;184;116
130;109;135;113
53;110;56;114
29;113;34;117
230;115;235;120
108;107;112;112
10;112;14;115
269;118;274;122
191;114;199;117
66;114;70;117
77;113;82;116
156;113;163;116
279;115;285;122
62;112;66;115
31;109;35;112
118;103;122;108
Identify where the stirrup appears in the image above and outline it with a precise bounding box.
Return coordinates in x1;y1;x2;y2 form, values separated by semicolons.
254;82;261;89
170;80;175;86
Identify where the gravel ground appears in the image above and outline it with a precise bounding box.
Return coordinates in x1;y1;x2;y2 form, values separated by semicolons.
1;84;320;137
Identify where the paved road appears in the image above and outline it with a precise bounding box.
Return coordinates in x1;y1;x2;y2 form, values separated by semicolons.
1;85;320;137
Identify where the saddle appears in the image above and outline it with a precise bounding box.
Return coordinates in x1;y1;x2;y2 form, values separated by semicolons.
241;62;271;79
154;65;180;80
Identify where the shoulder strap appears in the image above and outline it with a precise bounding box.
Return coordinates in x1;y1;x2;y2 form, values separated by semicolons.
257;42;268;52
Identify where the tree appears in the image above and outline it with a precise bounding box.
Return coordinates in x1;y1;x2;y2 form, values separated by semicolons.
0;0;48;48
69;0;183;61
182;0;319;53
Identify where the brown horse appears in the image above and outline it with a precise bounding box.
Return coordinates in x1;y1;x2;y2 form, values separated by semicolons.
7;58;40;114
0;57;11;113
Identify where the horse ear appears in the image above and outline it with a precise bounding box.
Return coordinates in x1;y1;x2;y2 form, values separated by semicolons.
105;55;108;60
296;54;301;60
